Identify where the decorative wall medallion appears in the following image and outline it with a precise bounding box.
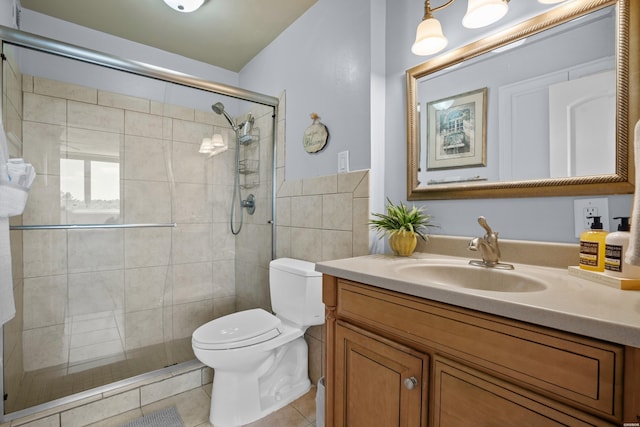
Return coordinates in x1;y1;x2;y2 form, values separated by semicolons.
303;113;329;153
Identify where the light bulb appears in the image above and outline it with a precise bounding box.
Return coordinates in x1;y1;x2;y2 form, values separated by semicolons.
412;17;448;56
462;0;509;29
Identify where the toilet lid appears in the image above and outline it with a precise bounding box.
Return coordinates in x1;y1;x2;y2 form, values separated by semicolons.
192;308;282;350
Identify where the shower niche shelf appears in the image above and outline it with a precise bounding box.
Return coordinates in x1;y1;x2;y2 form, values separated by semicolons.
240;128;260;189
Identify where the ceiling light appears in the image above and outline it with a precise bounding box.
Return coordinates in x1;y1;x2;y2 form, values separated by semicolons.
162;0;205;13
412;0;510;56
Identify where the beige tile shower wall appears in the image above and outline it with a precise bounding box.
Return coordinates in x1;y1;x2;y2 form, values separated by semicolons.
2;43;25;413
274;92;370;382
17;75;237;374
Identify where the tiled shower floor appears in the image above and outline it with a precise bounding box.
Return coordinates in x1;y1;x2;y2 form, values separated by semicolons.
5;338;194;414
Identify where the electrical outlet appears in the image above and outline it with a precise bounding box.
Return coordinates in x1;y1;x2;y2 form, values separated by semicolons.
583;206;599;229
574;198;609;238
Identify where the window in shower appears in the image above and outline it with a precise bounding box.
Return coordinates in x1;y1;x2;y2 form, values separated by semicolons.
61;158;121;224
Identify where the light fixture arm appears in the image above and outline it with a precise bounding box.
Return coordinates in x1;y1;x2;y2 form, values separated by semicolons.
413;0;512;56
423;0;456;20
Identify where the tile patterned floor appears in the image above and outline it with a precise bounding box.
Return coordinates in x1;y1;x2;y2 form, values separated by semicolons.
87;385;317;427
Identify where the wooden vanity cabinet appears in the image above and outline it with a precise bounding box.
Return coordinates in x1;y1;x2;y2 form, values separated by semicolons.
334;322;428;427
323;275;640;427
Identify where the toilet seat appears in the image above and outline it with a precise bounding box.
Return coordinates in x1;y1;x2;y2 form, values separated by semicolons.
192;308;282;350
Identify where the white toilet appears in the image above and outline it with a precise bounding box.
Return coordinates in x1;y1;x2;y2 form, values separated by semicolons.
192;258;324;427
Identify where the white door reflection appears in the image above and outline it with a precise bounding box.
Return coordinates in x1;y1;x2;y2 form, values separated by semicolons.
548;70;616;178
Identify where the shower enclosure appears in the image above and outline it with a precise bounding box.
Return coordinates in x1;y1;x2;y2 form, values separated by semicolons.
0;27;277;418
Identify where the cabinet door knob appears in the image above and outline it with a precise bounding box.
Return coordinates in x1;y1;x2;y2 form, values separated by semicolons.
403;377;418;390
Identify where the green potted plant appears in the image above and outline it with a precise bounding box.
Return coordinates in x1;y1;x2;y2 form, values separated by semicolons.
370;198;433;256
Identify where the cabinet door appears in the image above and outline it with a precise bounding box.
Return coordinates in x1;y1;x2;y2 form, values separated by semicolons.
334;323;427;427
433;357;612;427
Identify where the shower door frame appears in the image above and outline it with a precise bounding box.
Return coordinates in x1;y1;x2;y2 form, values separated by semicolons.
0;24;279;420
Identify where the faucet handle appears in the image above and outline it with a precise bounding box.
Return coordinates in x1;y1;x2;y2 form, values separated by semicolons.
477;216;493;235
469;216;514;270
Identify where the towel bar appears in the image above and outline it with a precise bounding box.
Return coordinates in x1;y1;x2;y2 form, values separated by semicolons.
9;223;177;230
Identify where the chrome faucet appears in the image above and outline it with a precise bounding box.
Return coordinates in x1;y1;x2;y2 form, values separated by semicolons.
468;216;514;270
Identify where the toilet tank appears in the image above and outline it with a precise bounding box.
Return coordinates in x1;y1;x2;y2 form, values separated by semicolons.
270;258;324;327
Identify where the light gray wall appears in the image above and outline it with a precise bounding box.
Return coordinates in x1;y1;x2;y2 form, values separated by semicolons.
240;0;386;251
239;0;373;182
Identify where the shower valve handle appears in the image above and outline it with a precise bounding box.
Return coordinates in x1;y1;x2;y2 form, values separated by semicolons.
242;194;256;215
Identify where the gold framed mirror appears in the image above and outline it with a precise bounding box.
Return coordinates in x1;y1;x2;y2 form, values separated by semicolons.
406;0;638;200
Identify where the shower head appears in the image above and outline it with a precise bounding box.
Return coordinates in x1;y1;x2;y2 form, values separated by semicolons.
211;102;237;130
211;102;224;115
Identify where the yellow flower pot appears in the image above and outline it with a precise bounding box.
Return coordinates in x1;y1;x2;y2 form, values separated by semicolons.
389;231;417;257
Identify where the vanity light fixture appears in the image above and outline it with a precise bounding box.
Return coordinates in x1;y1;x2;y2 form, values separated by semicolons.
412;0;510;56
162;0;205;13
411;0;568;55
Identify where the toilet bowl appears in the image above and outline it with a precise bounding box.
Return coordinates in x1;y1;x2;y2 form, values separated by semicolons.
192;258;324;427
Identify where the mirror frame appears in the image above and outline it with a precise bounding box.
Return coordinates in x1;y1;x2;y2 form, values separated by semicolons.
406;0;638;200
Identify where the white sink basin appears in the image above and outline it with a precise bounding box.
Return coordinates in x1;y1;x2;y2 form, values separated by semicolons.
393;263;547;293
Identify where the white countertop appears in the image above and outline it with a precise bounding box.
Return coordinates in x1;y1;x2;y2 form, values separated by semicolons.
316;253;640;348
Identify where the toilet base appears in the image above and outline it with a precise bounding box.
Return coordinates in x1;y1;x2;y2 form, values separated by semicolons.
208;336;311;427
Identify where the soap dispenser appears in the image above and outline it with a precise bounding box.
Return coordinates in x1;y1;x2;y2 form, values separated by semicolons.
579;216;608;272
604;217;640;278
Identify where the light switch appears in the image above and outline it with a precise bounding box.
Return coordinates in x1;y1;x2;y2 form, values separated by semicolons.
338;151;349;174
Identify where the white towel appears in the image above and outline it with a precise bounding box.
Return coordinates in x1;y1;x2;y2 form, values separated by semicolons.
0;216;14;325
625;119;640;265
0;169;33;217
7;158;36;188
0;118;36;326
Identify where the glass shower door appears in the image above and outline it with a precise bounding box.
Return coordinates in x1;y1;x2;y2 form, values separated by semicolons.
2;42;275;415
